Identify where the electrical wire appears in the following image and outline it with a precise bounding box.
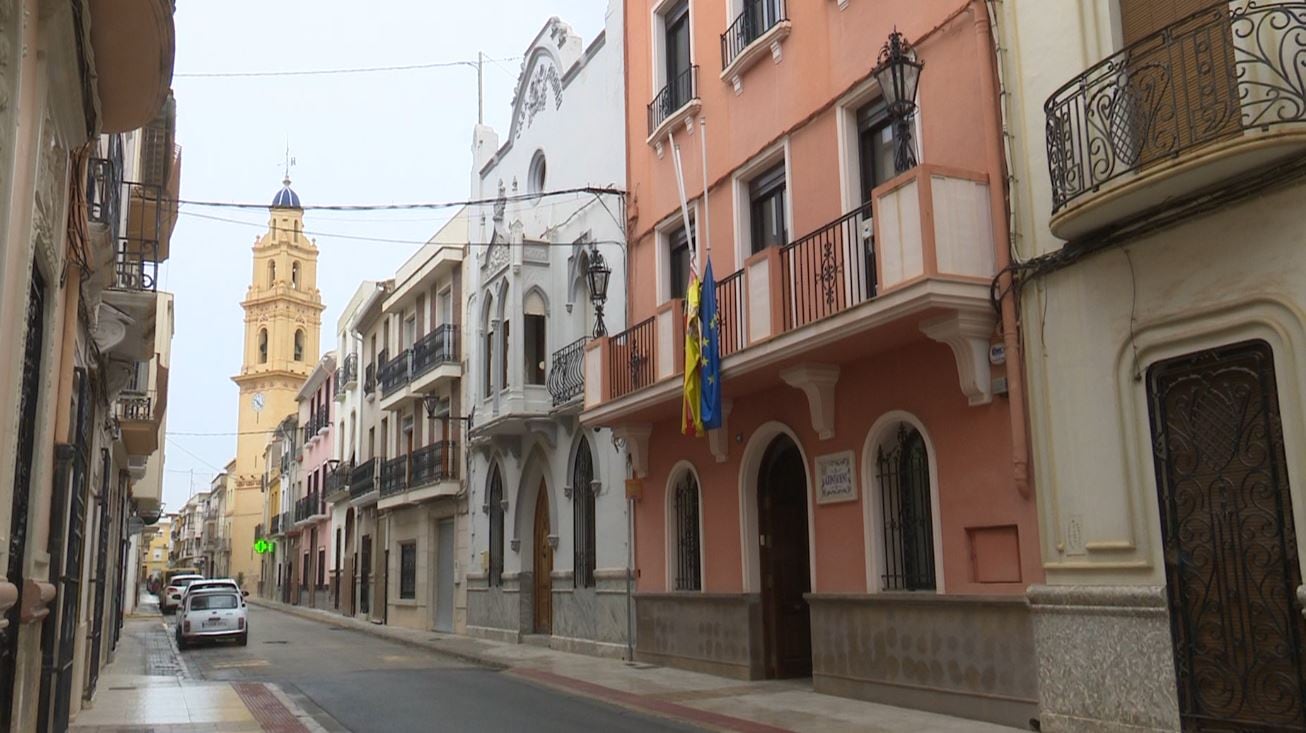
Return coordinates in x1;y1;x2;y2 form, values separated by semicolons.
175;185;624;212
165;436;227;473
175;57;521;79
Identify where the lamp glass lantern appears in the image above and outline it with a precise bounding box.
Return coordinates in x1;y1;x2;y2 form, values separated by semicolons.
872;29;923;173
586;248;612;338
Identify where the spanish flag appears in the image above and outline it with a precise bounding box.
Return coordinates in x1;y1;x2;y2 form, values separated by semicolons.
681;274;704;436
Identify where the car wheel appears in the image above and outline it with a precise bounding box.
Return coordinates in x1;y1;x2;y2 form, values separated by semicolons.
176;634;187;651
238;633;248;647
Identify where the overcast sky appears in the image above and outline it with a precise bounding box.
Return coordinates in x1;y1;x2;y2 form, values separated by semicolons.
160;0;608;511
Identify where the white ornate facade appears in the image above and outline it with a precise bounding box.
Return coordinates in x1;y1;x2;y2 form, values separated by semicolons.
463;5;631;656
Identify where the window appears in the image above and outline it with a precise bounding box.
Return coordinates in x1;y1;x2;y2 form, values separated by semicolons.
258;329;269;364
572;439;596;589
524;313;546;386
500;320;510;389
749;164;787;254
876;424;935;591
189;594;238;611
317;548;326;588
291;261;301;289
668;223;693;300
672;470;701;591
294;329;305;361
302;553;310;589
858;100;898;203
268;260;277;287
487;464;505;587
404;314;416;350
438;288;453;326
528;151;547;199
664;1;692;97
483;328;494;398
399;542;416;599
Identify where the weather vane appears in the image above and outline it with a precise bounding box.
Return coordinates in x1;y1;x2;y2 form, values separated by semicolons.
283;139;296;184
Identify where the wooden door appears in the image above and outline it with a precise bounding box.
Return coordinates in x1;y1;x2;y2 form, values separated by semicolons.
1116;0;1239;168
533;482;553;634
758;437;812;678
1148;341;1306;729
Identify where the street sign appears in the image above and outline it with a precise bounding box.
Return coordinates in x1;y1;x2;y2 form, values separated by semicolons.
254;538;274;555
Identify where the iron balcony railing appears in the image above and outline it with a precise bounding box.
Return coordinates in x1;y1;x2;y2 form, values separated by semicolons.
294;493;325;523
350;457;377;498
114;391;156;422
412;324;458;378
715;268;747;357
380;349;411;396
779;202;874;331
342;353;358;387
721;0;787;69
363;362;377;395
380;456;407;497
410;441;457;489
112;235;159;292
547;336;588;406
648;65;699;136
609;317;656;400
1044;1;1306;213
325;463;350;495
270;514;282;535
279;452;289;474
87;135;124;230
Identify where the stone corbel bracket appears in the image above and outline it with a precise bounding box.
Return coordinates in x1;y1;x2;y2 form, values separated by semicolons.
612;424;652;478
0;580;17;630
20;578;55;624
524;418;557;451
780;365;840;440
921;309;997;406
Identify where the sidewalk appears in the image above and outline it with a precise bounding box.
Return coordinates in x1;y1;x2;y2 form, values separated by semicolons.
73;594;328;732
252;597;1019;733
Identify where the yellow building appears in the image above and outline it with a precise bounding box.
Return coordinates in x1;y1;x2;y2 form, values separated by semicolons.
228;179;324;592
141;516;173;588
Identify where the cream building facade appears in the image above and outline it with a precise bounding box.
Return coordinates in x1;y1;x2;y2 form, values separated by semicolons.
229;181;324;594
998;1;1306;730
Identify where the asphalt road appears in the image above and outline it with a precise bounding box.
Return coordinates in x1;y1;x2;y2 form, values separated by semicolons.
174;605;703;733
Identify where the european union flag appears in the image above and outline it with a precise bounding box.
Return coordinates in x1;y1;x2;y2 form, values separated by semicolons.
700;259;723;430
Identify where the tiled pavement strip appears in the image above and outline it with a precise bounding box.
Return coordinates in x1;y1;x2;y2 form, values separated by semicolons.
71;599;323;733
252;598;1020;733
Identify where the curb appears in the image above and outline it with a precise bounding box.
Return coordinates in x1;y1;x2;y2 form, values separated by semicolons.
248;597;509;671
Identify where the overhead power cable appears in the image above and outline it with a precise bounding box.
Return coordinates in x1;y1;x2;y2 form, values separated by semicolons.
174;185;625;212
175;57;521;79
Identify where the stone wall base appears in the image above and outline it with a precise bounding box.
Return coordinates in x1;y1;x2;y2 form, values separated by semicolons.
1028;585;1180;733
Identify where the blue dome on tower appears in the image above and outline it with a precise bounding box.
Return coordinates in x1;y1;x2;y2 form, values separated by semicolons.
271;177;302;209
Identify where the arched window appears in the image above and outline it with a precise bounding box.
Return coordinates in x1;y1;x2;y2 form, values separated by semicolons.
294;329;305;362
572;438;596;588
258;328;268;364
291;261;301;290
876;425;935;591
671;469;701;591
524;290;547;385
487;464;505;587
528;150;547;201
268;260;277;287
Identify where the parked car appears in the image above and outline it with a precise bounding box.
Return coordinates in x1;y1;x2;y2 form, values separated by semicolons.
177;590;248;649
182;579;246;605
160;574;203;614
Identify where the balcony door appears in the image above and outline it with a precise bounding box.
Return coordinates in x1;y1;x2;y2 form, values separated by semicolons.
664;1;691;105
1116;0;1239;168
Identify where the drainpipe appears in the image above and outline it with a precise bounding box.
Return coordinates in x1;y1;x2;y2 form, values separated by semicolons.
973;0;1031;500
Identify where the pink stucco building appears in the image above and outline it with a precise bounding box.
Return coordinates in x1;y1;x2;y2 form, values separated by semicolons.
286;353;336;610
581;0;1040;725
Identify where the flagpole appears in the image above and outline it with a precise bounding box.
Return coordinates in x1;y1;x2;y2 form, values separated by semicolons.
669;129;697;273
699;117;711;261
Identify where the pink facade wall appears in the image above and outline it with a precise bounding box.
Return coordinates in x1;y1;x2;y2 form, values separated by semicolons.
634;340;1040;596
299;374;334;582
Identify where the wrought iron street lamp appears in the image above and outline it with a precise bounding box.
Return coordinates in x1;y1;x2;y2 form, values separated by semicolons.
586;247;611;338
872;29;923;173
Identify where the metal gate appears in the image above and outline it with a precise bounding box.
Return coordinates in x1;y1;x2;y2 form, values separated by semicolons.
2;269;46;730
85;452;114;699
359;536;371;616
1148;340;1306;730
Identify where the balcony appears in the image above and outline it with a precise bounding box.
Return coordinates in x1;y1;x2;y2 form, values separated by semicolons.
293;493;327;526
334;353;359;402
115;381;166;457
378;442;460;511
583;165;999;427
363;361;377;399
87;136;125;248
1044;1;1306;240
647;65;700;146
379;348;410;397
350;457;378;503
410;324;460;392
269;513;283;536
547;336;588;407
720;0;790;94
325;463;350;501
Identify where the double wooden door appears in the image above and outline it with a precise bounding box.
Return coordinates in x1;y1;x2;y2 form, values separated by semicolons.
758;436;812;679
533;481;553;635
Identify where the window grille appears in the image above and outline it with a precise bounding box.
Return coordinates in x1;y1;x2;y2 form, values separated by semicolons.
673;471;701;591
487;465;505;587
876;425;935;591
399;542;416;599
572;439;596;589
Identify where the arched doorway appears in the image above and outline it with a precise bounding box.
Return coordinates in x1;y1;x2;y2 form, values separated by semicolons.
533;479;553;634
757;435;811;678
